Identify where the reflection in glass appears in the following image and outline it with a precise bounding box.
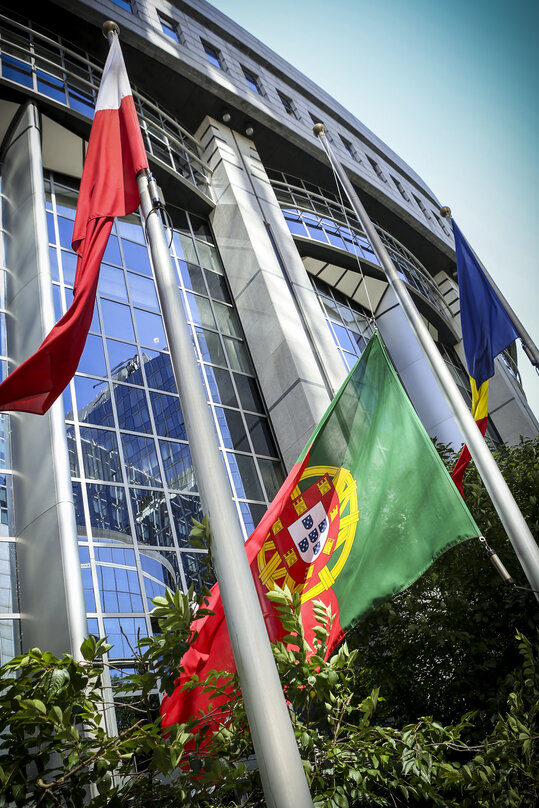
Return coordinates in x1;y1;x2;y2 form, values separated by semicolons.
245;414;277;456
205;366;237;407
223;336;252;373
159;440;195;491
149;391;186;439
96;565;143;613
130;488;173;547
107;340;144;386
113;385;152;433
133;308;167;349
100;300;135;342
169;493;202;546
196;328;225;366
65;425;79;477
103;617;147;657
127;272;159;311
259;458;285;501
74;376;114;426
142;351;177;393
86;484;131;540
234;373;263;412
78;334;107;377
227;453;263;501
121;433;162;486
79;427;121;482
98;265;127;301
215;407;249;452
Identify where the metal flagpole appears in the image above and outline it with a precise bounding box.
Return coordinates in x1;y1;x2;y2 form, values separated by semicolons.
313;123;539;598
439;206;539;372
103;22;313;808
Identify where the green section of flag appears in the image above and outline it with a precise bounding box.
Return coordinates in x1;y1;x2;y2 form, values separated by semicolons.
302;331;479;627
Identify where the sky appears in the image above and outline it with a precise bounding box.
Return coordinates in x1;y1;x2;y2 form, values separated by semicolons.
211;0;539;420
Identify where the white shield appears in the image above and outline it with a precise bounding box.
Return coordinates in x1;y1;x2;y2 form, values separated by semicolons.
288;500;330;563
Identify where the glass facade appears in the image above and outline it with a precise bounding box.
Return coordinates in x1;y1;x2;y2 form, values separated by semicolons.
44;173;284;657
312;277;373;370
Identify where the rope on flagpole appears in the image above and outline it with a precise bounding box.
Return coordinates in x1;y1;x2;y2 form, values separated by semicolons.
314;124;378;331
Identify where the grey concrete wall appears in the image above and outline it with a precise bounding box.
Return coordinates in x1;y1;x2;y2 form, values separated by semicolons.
2;102;87;657
196;116;344;468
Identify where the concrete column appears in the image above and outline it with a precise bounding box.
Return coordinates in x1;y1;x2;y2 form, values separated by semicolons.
195;117;343;468
375;285;464;447
2;102;87;657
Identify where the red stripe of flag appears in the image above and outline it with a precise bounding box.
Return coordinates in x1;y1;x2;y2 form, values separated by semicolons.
0;37;148;415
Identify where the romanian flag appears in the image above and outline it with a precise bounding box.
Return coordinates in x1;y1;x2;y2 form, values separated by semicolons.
161;332;479;740
450;221;518;494
0;35;148;415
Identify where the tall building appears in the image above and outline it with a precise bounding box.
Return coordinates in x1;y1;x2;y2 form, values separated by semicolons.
0;0;536;719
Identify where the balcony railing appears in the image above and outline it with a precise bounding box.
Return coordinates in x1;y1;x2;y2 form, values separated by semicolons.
271;176;451;320
0;13;211;196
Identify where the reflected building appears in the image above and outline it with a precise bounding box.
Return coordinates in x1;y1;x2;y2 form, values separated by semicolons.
0;0;536;706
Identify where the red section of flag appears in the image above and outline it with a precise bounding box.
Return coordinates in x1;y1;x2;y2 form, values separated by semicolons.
451;416;488;495
160;453;345;740
0;52;148;415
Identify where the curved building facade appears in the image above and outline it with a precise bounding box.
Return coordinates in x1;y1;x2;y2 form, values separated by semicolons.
0;0;536;711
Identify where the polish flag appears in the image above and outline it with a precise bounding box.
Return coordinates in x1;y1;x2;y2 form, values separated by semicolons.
0;35;148;414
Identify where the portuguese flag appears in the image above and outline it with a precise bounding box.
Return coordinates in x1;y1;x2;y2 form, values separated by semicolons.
161;332;479;732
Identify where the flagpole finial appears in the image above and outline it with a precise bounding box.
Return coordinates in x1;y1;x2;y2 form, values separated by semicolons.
440;206;452;219
102;20;120;39
313;123;325;137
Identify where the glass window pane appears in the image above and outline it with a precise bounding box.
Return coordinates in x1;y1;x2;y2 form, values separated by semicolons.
196;328;225;366
74;376;114;427
78;335;107;377
60;250;77;287
227;452;263;500
205;269;230;302
121;434;161;486
259;458;285;501
96;565;143;612
159;440;196;492
127;272;159;311
205;366;237;407
103;617;148;658
57;216;74;249
107;340;144;385
49;247;59;281
100;300;135;341
149;391;186;439
103;235;122;266
143;351;177;393
215;407;249;452
121;239;153;276
79;427;121;482
130;488;173;547
113;385;152;433
65;425;79;477
234;373;263;412
223;337;252;373
117;218;145;245
133;308;167;350
177;261;206;294
245;414;277;456
181;549;214;588
99;265;127;301
169;493;202;547
196;241;222;273
86;484;131;540
214;302;242;337
186;292;216;329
